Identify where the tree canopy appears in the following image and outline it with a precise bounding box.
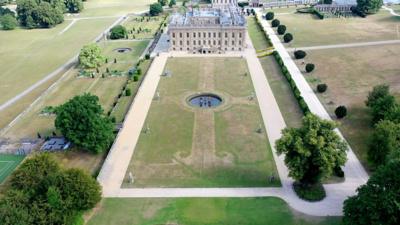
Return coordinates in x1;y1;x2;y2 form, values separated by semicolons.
357;0;383;14
55;93;114;153
78;43;105;69
149;2;163;16
368;120;400;167
16;0;64;28
64;0;84;13
366;85;398;124
276;114;347;184
0;14;18;30
343;160;400;225
0;153;101;225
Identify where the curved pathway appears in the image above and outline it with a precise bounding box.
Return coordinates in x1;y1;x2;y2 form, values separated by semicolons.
383;5;400;16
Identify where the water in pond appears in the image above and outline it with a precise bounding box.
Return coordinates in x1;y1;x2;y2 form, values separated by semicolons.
189;94;222;108
113;48;132;53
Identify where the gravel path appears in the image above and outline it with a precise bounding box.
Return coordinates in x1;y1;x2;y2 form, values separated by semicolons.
286;39;400;52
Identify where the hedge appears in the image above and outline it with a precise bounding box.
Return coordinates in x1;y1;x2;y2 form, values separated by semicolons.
255;15;273;46
313;9;324;19
273;51;310;114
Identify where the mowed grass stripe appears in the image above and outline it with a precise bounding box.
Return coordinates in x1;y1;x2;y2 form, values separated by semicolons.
0;154;25;183
88;197;342;225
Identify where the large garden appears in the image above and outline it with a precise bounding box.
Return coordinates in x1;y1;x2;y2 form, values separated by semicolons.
122;57;280;188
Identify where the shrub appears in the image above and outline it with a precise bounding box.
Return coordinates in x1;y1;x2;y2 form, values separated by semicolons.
110;25;127;39
335;106;347;119
133;75;139;82
305;63;315;73
317;84;327;93
293;182;326;202
0;14;17;30
145;54;150;60
334;166;345;178
283;33;293;43
271;19;280;27
277;24;286;35
294;50;307;59
125;88;131;96
265;12;274;20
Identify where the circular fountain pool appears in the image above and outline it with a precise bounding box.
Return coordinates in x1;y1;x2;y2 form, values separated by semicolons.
188;93;222;108
113;48;132;53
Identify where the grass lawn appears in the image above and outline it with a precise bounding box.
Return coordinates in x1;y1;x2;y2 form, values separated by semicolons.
77;0;156;17
0;18;116;106
87;197;342;225
111;59;153;123
3;40;149;140
247;17;303;128
299;44;400;171
0;154;25;184
247;16;271;50
2;40;150;173
123;57;280;188
270;9;400;47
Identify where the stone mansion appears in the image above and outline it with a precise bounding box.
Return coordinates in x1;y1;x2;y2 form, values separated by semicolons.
168;0;246;53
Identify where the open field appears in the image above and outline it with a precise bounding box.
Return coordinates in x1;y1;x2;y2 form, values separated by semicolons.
299;44;400;170
3;40;149;140
0;0;154;131
269;9;400;47
0;154;25;184
123;57;280;188
88;197;341;225
77;0;156;17
247;16;303;128
0;18;116;105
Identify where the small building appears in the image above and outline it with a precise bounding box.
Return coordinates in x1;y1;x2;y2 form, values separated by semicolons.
168;0;247;54
249;0;262;7
40;137;71;152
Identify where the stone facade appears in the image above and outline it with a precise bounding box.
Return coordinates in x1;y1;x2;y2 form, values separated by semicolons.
168;0;246;53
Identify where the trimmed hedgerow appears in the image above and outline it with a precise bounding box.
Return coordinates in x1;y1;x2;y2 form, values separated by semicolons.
272;51;310;114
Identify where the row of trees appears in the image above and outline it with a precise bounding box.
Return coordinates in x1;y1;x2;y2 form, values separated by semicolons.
366;85;400;168
343;87;400;225
0;154;101;224
16;0;84;29
265;12;293;44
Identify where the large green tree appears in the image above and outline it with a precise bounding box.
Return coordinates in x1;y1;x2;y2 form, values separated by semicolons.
16;0;64;28
109;25;127;39
55;93;114;153
368;120;400;167
357;0;383;14
78;43;105;69
149;2;163;16
0;154;101;225
366;84;397;124
343;160;400;225
276;114;347;185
